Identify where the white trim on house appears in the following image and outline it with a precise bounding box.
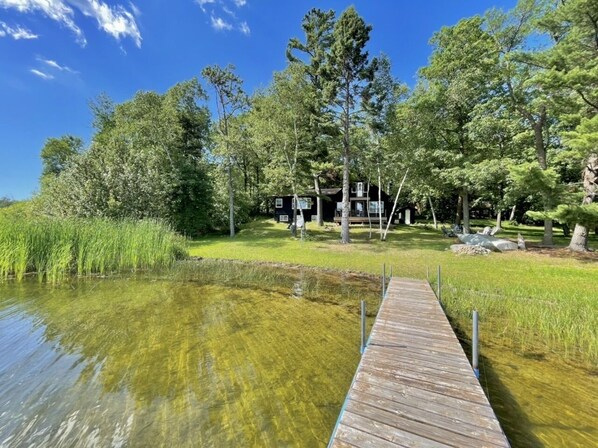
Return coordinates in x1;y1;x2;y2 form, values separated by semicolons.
292;197;312;210
369;201;384;214
275;198;283;208
279;214;289;222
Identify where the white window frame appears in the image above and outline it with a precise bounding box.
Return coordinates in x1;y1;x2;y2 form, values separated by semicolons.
275;198;283;208
279;214;289;222
357;182;364;197
292;197;312;210
369;201;384;214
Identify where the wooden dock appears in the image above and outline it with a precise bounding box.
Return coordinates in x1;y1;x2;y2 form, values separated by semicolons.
328;277;510;448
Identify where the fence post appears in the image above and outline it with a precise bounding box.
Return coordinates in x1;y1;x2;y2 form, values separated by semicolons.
472;310;479;379
360;300;366;354
426;265;429;282
389;264;393;279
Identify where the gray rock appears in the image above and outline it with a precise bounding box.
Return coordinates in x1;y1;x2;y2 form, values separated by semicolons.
479;226;492;235
458;233;518;252
450;244;491;255
517;233;526;250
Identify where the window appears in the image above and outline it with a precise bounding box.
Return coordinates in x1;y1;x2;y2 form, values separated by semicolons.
369;201;385;214
275;198;283;208
292;197;312;210
279;214;289;222
356;182;364;197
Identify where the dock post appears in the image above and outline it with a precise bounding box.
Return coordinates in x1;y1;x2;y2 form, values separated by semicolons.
360;300;366;354
426;265;429;282
472;310;479;379
437;265;441;301
389;265;393;279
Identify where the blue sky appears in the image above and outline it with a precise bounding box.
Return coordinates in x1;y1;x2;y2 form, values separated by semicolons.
0;0;517;200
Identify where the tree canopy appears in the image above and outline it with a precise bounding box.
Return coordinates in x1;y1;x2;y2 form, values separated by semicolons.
30;0;598;251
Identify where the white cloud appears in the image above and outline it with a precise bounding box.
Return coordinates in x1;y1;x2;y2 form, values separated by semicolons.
197;1;250;36
0;20;39;39
210;15;232;31
0;0;142;47
222;5;235;17
195;0;214;13
71;0;141;47
0;0;85;45
128;1;139;17
239;21;249;36
38;57;78;73
30;68;54;79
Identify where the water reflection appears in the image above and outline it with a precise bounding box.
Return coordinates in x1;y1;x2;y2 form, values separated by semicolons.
0;275;377;447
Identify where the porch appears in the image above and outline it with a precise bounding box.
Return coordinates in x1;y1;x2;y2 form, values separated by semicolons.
333;216;389;224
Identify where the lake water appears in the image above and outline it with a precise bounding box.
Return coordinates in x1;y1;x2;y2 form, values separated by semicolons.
0;264;596;447
0;269;379;447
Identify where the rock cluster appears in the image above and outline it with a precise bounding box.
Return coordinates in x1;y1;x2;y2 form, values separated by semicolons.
450;244;491;256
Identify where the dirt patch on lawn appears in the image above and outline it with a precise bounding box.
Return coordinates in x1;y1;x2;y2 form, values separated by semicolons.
526;245;598;261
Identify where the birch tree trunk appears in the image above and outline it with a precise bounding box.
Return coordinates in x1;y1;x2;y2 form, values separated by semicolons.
509;205;517;222
569;154;598;252
382;170;409;241
496;210;502;229
293;192;307;241
428;196;437;229
292;198;298;237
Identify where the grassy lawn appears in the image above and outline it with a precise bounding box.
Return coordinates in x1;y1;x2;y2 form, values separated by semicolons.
190;218;598;366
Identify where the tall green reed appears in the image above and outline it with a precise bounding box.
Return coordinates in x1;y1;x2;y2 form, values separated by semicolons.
0;216;187;282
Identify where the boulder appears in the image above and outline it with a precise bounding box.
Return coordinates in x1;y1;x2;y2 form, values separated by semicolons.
450;244;491;255
458;233;518;252
517;233;526;250
479;226;492;235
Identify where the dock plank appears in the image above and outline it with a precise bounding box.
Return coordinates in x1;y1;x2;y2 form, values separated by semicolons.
328;277;510;448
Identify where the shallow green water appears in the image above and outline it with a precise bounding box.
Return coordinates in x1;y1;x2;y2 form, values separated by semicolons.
1;264;596;447
0;271;379;447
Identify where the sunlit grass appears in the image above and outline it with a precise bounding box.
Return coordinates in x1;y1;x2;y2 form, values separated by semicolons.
190;218;598;366
0;216;187;282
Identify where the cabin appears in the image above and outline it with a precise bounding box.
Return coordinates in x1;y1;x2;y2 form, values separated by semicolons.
273;182;415;225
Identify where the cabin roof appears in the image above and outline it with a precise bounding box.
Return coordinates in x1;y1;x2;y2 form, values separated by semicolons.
273;184;388;198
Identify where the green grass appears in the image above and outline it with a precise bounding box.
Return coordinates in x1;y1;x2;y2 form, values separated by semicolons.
190;218;598;366
0;216;187;282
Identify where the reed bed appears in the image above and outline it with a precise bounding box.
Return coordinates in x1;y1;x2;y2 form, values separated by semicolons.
438;281;598;366
0;216;187;282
